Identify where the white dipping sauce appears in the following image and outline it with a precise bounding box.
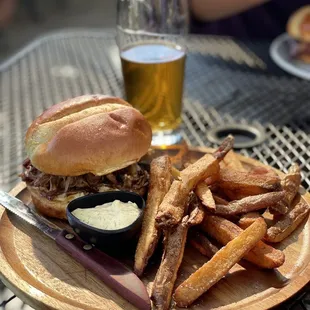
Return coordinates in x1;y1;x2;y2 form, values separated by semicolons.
72;200;141;230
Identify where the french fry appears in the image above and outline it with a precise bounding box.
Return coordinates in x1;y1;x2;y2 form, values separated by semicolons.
173;218;267;308
134;156;172;276
213;194;229;205
156;136;233;228
218;167;281;197
171;166;181;179
282;163;301;205
251;166;276;175
269;201;289;215
189;230;219;258
238;212;262;229
187;195;206;225
220;150;245;171
212;135;235;160
151;204;204;310
201;214;285;269
215;191;285;215
169;143;189;168
270;164;301;215
265;196;310;243
180;153;220;191
156;180;189;228
213;194;240;222
203;174;219;187
180;135;234;190
138;136;309;307
151;221;188;310
221;188;251;201
195;182;215;211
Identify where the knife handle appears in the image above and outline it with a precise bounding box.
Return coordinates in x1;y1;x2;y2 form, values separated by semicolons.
55;230;150;310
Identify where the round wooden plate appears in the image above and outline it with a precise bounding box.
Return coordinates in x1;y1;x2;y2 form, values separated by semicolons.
0;148;309;310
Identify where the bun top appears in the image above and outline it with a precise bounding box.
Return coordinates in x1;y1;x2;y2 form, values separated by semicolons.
287;5;310;43
25;94;152;176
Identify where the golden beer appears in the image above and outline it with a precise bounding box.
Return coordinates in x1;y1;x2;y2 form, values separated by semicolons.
121;43;186;132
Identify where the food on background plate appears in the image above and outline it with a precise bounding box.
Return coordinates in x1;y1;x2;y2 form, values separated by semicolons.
201;214;285;269
134;155;172;276
173;218;267;308
20;95;152;219
287;5;310;63
71;200;141;230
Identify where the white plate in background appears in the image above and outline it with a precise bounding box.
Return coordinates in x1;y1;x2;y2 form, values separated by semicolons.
270;33;310;80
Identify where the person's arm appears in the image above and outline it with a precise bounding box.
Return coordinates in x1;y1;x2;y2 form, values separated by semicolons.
0;0;16;28
190;0;270;22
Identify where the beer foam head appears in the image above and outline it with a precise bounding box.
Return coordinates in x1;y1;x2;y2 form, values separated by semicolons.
121;43;185;64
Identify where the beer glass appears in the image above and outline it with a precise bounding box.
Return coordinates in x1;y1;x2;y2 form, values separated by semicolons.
117;0;189;145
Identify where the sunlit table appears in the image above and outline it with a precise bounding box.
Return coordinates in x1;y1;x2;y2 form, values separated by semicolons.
0;29;309;309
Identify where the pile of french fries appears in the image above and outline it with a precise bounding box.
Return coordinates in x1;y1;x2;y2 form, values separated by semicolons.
134;136;310;309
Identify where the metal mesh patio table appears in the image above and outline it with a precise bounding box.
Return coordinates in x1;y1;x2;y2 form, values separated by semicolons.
0;29;309;309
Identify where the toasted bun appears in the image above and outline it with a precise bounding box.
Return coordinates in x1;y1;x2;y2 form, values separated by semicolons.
287;6;310;43
28;185;114;219
25;95;152;176
28;186;78;219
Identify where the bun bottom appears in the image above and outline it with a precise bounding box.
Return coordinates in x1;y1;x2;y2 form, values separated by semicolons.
28;185;114;219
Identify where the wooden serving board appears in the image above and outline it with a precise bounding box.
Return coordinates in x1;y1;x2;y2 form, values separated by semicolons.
0;148;309;310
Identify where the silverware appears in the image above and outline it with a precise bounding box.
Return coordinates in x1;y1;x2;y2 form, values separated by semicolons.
0;191;151;310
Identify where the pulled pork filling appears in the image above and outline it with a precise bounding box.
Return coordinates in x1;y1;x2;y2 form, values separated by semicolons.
20;158;149;200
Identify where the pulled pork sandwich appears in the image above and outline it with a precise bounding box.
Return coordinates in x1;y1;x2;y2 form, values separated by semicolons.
20;94;152;219
287;6;310;63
